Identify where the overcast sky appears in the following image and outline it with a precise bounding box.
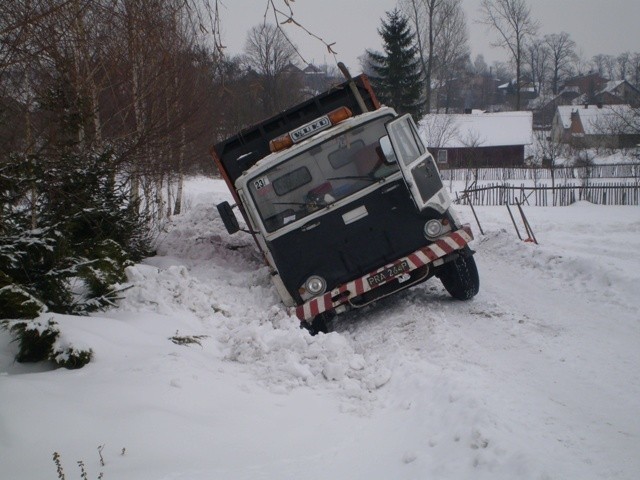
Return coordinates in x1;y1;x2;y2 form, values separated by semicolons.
220;0;640;74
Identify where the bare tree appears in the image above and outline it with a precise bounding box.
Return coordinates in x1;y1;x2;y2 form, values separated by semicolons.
479;0;538;110
544;32;576;95
458;131;485;189
631;52;640;90
592;54;616;79
570;48;590;77
422;114;459;149
617;52;631;81
401;0;468;113
603;55;618;80
526;37;549;95
533;129;567;203
433;1;469;112
242;23;301;116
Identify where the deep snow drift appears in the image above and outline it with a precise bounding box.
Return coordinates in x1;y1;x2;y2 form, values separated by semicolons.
2;177;639;480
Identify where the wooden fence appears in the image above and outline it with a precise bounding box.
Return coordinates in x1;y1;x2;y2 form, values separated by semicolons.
458;182;640;206
441;163;640;182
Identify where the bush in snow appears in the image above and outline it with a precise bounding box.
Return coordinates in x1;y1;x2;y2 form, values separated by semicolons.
1;318;93;369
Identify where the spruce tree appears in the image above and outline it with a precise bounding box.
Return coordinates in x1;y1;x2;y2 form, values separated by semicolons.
367;9;424;120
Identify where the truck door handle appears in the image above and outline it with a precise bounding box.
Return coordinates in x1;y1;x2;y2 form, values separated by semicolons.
301;221;320;231
381;184;400;194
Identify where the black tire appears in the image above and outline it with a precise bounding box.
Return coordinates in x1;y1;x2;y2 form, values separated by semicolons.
300;311;333;335
438;248;480;300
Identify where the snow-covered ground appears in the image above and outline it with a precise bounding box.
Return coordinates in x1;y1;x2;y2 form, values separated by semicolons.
2;176;640;480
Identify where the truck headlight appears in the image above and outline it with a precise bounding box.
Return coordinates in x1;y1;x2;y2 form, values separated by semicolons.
305;276;327;296
424;219;444;239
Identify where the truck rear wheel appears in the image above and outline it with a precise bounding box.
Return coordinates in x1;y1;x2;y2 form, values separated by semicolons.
438;248;479;300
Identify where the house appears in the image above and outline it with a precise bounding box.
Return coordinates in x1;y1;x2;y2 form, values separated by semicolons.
551;104;640;148
560;72;609;102
281;63;339;98
496;79;539;109
529;87;581;130
594;80;640;107
420;111;533;167
529;77;640;131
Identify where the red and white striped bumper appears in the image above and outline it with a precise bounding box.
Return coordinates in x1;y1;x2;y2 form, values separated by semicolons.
294;225;474;321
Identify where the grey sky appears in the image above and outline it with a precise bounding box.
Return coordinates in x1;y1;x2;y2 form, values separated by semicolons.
220;0;640;73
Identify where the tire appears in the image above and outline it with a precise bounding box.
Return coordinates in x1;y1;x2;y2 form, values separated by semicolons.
438;247;480;300
300;311;333;335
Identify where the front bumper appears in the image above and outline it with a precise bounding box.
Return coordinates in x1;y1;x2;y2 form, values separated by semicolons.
294;225;474;321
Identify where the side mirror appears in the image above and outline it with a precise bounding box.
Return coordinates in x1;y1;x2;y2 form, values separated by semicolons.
216;201;240;234
379;136;397;164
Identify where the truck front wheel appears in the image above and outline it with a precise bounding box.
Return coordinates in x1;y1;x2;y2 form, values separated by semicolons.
301;311;334;335
438;248;479;300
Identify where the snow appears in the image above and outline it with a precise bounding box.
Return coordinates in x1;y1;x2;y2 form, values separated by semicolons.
2;176;640;480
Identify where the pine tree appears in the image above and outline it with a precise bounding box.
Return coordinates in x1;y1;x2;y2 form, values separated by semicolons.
0;150;153;319
367;9;424;120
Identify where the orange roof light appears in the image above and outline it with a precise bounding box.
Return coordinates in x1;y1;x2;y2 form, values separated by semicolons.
327;106;353;125
269;106;354;153
269;134;294;153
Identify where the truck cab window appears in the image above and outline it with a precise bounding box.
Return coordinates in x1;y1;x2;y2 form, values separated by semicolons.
272;166;312;196
248;114;398;233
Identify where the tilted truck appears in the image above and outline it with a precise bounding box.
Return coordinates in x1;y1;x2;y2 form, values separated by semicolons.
212;69;479;334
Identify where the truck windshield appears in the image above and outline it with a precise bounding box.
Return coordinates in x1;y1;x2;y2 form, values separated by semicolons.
248;115;398;233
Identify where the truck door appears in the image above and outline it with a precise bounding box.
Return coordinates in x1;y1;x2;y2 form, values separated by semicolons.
385;114;450;214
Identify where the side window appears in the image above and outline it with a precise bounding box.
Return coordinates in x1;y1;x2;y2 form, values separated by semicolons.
387;116;426;166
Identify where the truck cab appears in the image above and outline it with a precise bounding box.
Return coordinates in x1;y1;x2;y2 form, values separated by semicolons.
213;74;479;333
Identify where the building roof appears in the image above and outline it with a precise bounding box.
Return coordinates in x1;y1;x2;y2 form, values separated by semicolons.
599;80;626;94
555;104;640;135
420;111;533;148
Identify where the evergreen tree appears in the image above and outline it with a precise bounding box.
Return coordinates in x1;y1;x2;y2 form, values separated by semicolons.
367;9;424;119
0;150;153;319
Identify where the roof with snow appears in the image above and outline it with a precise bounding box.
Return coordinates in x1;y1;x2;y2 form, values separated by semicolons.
555;104;640;134
599;80;626;93
420;111;533;148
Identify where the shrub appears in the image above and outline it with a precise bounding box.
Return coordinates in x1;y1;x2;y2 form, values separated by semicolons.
1;318;93;369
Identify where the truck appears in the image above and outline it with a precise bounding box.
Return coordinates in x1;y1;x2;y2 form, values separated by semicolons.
212;68;479;334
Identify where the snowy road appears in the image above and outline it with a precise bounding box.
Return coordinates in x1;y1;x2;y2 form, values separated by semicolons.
319;205;640;479
2;178;639;479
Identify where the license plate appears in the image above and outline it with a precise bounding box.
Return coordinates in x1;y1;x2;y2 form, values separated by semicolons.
366;260;411;288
